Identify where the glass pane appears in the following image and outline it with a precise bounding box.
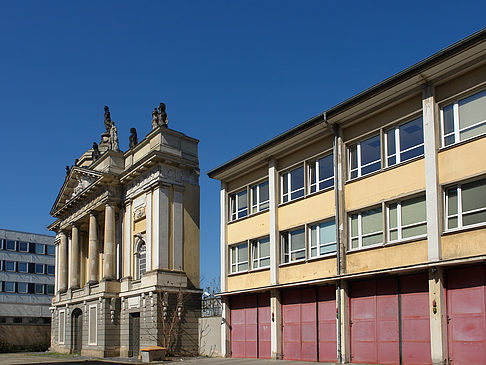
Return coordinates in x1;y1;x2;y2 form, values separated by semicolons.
463;211;486;226
447;188;458;216
18;262;27;272
260;258;270;267
443;104;455;136
448;217;458;229
319;220;336;244
17;282;27;293
459;89;486;130
351;214;358;237
362;232;383;246
35;243;44;254
388;203;397;229
238;243;248;262
291;189;304;200
319;179;333;190
386;129;396;163
319;154;334;180
252;186;257;207
349;146;357;178
311;247;317;257
320;243;336;255
309;163;316;186
238;262;248;271
6;261;15;271
362;207;383;235
35;284;44;294
290;228;305;251
402;196;426;226
387;156;396;166
400;118;423;152
402;223;427;238
291;250;305;261
252;242;258;261
460;122;486;140
389;229;398;241
19;242;28;252
260;201;269;211
400;145;424;162
231;247;236;265
283;173;288;195
260;181;269;203
6;240;15;250
237;190;247;210
444;135;455;146
361;161;381;176
5;282;15;292
260;238;270;257
310;226;317;247
351;238;359;249
47;245;55;255
462;179;486;213
290;167;304;192
360;135;381;166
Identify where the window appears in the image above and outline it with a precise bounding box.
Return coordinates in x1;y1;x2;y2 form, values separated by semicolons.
35;264;44;274
4;282;15;293
34;283;44;294
17;282;28;294
445;177;486;230
309;153;334;193
251;237;270;269
350;207;383;249
385;117;424;166
46;285;54;295
250;181;269;214
135;241;146;280
47;265;55;275
5;261;15;272
5;240;16;251
387;195;427;242
309;219;336;258
281;227;305;263
18;262;28;273
89;305;97;345
59;310;65;343
35;243;45;255
229;189;248;221
230;243;248;273
281;165;304;203
18;241;28;252
46;245;55;256
349;134;381;179
442;89;486;146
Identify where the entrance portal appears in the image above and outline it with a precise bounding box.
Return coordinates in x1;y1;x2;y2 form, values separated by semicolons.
72;308;83;353
129;312;140;357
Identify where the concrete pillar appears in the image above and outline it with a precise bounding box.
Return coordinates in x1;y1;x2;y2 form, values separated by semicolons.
70;225;80;290
54;238;59;293
145;191;153;271
173;187;184;270
221;296;231;357
59;232;67;293
220;182;228;292
429;267;448;364
270;288;282;359
338;280;351;363
123;200;132;278
269;159;279;285
152;185;169;270
103;203;116;281
88;213;99;284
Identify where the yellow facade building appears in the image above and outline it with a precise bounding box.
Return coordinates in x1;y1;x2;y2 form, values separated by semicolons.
208;29;486;364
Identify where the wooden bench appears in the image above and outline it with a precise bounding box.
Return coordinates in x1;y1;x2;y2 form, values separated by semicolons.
140;346;167;363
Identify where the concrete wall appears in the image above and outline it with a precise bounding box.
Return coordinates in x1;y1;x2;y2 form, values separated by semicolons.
198;316;222;357
0;324;50;346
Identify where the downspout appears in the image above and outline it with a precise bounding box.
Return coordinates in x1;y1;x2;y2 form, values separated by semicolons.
324;113;342;363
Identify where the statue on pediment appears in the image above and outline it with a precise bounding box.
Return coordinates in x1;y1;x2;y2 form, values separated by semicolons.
152;108;159;129
158;103;168;127
110;123;120;151
129;128;138;149
71;174;97;199
93;142;101;160
104;106;112;133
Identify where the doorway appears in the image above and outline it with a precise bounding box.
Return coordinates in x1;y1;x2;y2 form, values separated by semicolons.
129;312;140;357
72;308;83;353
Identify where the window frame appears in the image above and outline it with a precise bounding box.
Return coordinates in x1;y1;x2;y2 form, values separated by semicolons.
349;205;384;251
250;236;270;270
5;240;16;251
230;242;249;274
35;243;45;255
281;164;305;204
308;152;334;194
18;241;29;252
59;310;65;344
46;245;55;256
17;282;28;294
384;117;424;167
34;283;44;294
229;188;249;222
89;304;97;345
47;265;55;275
308;218;337;259
35;263;45;274
386;194;427;243
4;281;15;293
348;134;382;180
17;262;28;273
281;227;306;264
5;261;15;272
250;180;269;214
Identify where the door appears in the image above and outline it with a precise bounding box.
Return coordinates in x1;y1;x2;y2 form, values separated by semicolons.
130;313;140;357
447;266;486;365
258;293;271;359
230;295;257;358
318;285;337;362
72;308;83;353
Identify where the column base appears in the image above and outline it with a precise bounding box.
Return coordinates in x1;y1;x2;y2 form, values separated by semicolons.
87;280;98;286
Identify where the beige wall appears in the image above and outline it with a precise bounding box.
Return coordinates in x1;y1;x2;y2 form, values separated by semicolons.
435;63;486;103
278;137;333;171
279;257;337;284
227;165;268;193
227;212;269;245
227;270;270;292
184;182;200;288
442;229;486;260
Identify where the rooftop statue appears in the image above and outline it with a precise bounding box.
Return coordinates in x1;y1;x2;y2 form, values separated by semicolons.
152;108;159;129
110;123;120;152
158;103;168;127
104;106;112;133
129;128;138;149
92;142;101;160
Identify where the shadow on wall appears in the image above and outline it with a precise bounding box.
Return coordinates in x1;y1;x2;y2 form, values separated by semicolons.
199;316;222;357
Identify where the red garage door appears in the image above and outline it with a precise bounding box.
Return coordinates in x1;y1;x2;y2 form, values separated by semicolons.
230;294;271;359
447;266;486;365
318;285;337;362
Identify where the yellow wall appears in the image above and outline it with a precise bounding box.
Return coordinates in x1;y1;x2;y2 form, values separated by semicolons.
279;257;337;284
278;190;334;231
183;182;200;288
345;159;425;211
278;137;333;171
435;63;486;103
438;137;486;185
227;165;268;193
346;240;428;274
227;269;270;292
227;212;270;244
442;229;486;260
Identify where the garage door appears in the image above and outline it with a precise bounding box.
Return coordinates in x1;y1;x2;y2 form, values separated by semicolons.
447;266;486;365
318;285;337;362
230;293;271;359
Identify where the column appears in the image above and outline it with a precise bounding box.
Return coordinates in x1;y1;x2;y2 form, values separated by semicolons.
173;187;184;270
145;191;153;271
270;288;282;360
429;268;447;364
103;203;116;281
59;232;68;293
152;185;169;269
338;280;351;363
269;159;279;285
221;296;231;358
54;237;59;293
220;182;227;292
88;213;99;284
123;200;132;278
70;225;80;290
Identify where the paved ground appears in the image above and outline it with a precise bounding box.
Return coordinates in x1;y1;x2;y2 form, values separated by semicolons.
0;353;346;365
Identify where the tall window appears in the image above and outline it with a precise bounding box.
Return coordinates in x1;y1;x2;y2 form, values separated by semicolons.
309;219;336;258
17;282;28;294
89;305;97;345
445;178;486;230
251;237;270;269
385;117;424;166
309;153;334;193
281;227;305;263
59;310;65;343
250;181;269;214
349;134;381;179
442;89;486;146
281;166;305;203
349;207;383;249
230;243;248;273
387;195;427;242
18;241;29;252
229;189;248;221
135;240;146;280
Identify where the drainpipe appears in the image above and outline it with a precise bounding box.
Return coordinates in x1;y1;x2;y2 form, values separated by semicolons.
324;113;342;363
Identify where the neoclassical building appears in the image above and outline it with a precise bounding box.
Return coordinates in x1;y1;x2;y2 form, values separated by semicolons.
48;104;201;357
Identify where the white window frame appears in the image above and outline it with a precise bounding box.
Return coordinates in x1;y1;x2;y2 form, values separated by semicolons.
17;262;28;273
34;283;44;294
4;281;15;293
89;304;97;345
308;153;334;194
384;117;424;167
445;179;486;231
17;282;28;294
250;181;269;214
309;219;337;258
5;261;15;272
251;237;270;269
386;196;427;243
281;165;305;203
18;241;29;252
35;263;45;274
59;310;65;344
5;240;16;251
349;206;383;250
230;242;249;274
281;227;306;264
229;189;248;221
348;134;381;179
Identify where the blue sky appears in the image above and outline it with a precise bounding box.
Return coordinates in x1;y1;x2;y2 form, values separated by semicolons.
0;1;484;288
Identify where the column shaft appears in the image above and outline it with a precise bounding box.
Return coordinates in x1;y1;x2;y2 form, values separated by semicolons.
88;213;99;284
124;201;132;278
103;203;116;280
153;186;169;269
270;288;282;359
429;268;448;364
70;225;80;289
269;159;279;285
59;232;68;293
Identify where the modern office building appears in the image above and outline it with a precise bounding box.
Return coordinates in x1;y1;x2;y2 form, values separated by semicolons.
0;228;55;346
208;29;486;364
48;104;201;357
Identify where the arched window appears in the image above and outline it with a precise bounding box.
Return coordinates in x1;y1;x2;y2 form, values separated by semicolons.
134;236;146;280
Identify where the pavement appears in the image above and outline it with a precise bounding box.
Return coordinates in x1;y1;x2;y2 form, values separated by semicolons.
0;353;344;365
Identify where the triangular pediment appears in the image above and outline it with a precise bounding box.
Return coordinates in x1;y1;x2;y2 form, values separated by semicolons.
51;167;102;216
